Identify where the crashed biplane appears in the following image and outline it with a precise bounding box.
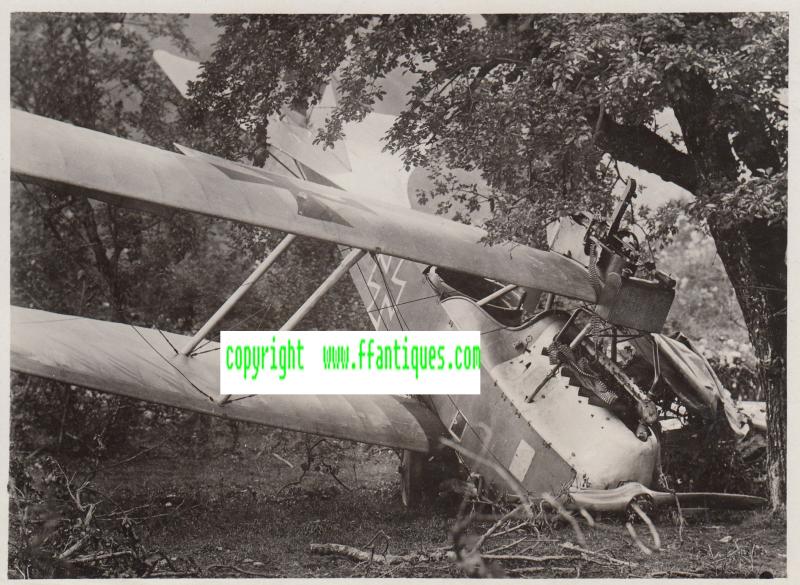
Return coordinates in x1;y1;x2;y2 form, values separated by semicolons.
8;51;768;515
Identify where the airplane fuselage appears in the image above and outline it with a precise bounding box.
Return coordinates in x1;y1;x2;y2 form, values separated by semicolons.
347;253;660;499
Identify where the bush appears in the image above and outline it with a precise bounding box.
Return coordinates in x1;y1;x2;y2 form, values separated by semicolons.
9;373;191;460
8;453;152;578
707;356;762;402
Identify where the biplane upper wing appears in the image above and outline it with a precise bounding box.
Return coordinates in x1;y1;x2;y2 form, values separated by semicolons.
10;306;445;452
11;109;596;302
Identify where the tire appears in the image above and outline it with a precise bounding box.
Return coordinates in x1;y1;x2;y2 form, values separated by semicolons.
400;449;426;508
400;448;463;508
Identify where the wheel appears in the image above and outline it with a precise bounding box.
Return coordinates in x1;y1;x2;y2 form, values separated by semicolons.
400;449;426;508
400;448;462;508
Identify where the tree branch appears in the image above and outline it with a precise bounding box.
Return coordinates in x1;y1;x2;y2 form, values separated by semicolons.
729;107;782;175
594;110;698;193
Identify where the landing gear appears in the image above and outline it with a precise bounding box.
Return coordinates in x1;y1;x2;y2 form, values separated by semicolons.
400;450;426;508
399;449;462;508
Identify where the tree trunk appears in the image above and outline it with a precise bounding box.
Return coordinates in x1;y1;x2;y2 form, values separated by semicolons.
73;197;126;322
654;72;786;510
709;217;786;510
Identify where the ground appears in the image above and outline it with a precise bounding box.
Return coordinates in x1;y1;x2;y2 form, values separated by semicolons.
8;418;786;579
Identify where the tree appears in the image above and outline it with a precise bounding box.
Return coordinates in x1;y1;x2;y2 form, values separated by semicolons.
11;13;200;323
187;14;787;508
10;13;211;459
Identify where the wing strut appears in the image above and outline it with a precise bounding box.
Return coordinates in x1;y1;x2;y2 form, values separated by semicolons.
281;248;367;331
179;234;297;355
476;283;518;307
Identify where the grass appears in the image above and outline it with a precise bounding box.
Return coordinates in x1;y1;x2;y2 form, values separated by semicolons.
9;418;786;578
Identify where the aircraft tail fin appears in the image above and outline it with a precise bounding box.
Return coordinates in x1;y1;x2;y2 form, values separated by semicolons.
153;49;201;98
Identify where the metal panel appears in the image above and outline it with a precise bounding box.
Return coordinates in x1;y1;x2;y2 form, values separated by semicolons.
433;368;576;496
489;327;660;490
440;299;658;491
508;439;537;483
595;273;674;332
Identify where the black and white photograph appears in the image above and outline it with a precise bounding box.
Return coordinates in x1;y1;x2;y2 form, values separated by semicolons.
4;4;791;580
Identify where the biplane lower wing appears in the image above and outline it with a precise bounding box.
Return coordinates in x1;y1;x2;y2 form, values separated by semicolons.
10;109;596;303
10;307;446;453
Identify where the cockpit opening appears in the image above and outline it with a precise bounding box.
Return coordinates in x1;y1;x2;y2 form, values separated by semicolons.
424;266;528;327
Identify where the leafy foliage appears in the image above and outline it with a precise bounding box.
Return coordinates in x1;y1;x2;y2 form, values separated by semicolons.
188;13;787;506
12;13;192;145
686;170;787;230
188;14;787;241
11;13;200;321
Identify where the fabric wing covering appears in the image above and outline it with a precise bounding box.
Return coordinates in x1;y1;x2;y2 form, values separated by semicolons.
10;109;595;303
10;307;446;452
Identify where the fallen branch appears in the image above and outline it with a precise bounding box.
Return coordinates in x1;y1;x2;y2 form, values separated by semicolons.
73;550;133;563
95;503;152;519
96;439;169;473
506;566;546;574
489;521;528;539
325;466;352;491
272;453;294;468
310;543;452;565
482;553;576;562
542;493;586;547
364;529;390;557
59;533;92;560
311;543;402;564
485;536;528;555
471;504;526;553
560;542;638;567
648;569;705;577
555;566;580;576
205;563;270;577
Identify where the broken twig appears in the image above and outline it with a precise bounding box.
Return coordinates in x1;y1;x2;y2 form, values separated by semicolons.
310;543;451;565
560;542;638;567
